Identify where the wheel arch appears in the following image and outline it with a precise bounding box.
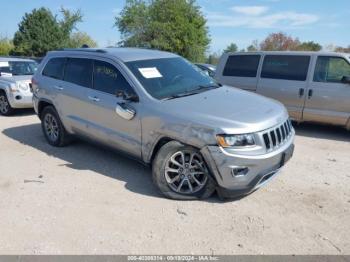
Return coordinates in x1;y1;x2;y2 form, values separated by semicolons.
149;136;174;164
148;136;218;183
0;85;10;96
148;135;205;163
38;99;55;119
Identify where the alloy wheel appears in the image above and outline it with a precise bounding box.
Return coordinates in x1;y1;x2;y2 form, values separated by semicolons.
0;95;9;114
44;113;59;142
164;150;208;194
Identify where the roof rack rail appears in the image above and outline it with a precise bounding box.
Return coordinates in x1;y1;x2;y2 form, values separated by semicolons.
57;48;107;53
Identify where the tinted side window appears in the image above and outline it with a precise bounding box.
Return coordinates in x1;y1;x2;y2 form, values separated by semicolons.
261;55;310;81
223;55;260;77
93;60;133;95
64;58;92;88
42;58;66;80
314;56;350;83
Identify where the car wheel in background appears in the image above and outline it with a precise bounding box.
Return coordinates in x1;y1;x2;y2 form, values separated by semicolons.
152;141;216;200
0;91;14;116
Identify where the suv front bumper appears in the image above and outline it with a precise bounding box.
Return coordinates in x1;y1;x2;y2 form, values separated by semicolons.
200;136;294;199
7;90;33;109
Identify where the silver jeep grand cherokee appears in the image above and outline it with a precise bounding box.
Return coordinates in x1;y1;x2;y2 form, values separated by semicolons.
32;48;294;200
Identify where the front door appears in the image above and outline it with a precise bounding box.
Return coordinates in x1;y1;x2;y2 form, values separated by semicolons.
256;55;311;121
303;56;350;126
85;59;142;159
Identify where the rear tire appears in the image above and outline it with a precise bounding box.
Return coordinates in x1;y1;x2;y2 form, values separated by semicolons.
152;141;216;200
0;91;14;116
41;106;71;147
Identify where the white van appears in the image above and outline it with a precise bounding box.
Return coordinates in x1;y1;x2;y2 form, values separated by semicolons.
215;51;350;129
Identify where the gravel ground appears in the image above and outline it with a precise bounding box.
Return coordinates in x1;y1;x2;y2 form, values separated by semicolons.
0;110;349;255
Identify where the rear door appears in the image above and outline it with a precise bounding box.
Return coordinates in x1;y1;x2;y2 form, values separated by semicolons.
58;57;94;134
257;55;311;121
85;58;142;158
303;55;350;125
215;54;261;91
40;57;70;120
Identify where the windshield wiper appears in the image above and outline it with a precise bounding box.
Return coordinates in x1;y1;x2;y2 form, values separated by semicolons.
163;84;221;101
162;91;201;100
197;83;221;91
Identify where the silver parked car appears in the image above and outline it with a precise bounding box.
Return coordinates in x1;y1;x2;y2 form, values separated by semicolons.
32;48;294;200
0;57;38;115
195;63;216;77
215;51;350;129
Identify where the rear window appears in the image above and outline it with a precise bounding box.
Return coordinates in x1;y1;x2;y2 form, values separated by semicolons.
42;58;66;80
64;58;93;88
261;55;310;81
223;55;260;77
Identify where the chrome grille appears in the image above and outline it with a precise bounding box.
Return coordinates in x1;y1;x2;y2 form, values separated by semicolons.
262;119;293;151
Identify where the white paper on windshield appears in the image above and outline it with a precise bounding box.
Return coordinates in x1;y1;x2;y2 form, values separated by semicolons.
0;72;12;77
138;67;162;79
0;62;9;67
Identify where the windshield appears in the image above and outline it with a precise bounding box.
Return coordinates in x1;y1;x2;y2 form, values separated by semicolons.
126;57;219;100
0;61;38;76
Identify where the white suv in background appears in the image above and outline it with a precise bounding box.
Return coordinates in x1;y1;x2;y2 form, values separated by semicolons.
0;57;38;115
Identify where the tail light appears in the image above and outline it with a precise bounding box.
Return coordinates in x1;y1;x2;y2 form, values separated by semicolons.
31;78;38;93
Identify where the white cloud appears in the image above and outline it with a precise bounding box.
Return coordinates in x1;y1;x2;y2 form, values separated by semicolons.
231;6;269;16
206;9;319;29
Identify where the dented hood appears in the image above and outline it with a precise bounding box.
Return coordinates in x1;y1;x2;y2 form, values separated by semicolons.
161;86;289;134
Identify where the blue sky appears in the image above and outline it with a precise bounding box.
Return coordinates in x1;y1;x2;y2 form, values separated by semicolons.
1;0;349;53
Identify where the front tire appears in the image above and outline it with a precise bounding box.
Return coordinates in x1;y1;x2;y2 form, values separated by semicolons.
41;106;70;147
152;141;216;200
0;91;14;116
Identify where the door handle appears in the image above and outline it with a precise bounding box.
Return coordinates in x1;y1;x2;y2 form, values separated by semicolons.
308;89;313;99
298;88;304;98
88;96;100;102
54;85;64;90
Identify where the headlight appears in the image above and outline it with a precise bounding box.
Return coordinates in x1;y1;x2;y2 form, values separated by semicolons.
17;82;29;91
216;134;255;148
9;84;19;92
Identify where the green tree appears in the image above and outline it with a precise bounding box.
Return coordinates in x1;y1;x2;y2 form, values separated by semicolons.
68;32;98;48
0;37;14;56
59;8;83;46
12;7;82;57
247;45;257;52
297;41;322;51
247;40;259;52
206;51;221;65
335;45;350;53
224;43;238;53
115;0;210;62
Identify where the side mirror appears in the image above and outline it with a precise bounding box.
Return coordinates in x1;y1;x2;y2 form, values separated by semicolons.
341;76;350;84
116;102;136;120
116;90;139;102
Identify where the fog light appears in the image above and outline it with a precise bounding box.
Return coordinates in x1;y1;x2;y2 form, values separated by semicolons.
15;95;22;100
231;167;249;177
